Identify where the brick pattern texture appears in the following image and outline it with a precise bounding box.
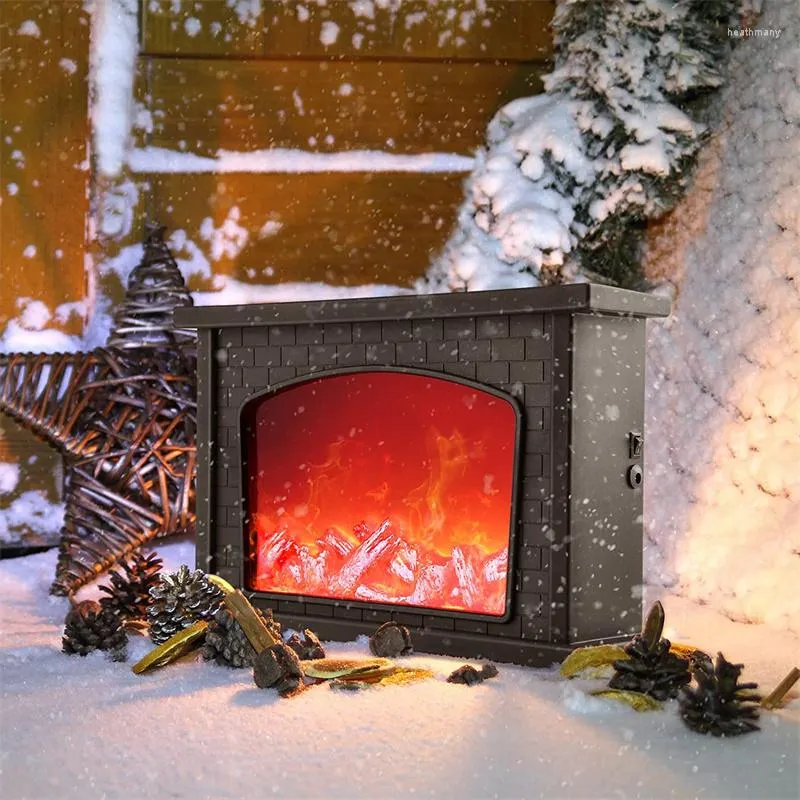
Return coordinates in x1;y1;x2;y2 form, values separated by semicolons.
211;312;557;643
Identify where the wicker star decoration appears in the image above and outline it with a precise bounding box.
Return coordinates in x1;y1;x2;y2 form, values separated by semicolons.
0;227;198;595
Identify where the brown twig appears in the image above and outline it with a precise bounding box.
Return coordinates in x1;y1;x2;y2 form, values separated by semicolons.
761;667;800;709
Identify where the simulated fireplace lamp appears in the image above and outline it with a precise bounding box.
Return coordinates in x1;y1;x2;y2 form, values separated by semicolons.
175;285;669;666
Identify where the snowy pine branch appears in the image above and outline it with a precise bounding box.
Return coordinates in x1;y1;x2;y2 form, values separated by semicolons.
421;0;738;291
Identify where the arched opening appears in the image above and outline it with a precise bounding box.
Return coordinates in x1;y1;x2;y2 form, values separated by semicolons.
241;369;520;617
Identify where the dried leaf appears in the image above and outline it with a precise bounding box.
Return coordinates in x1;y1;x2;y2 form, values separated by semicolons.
669;642;709;661
332;665;399;684
559;645;629;679
377;667;435;686
329;667;435;691
132;620;208;674
301;657;393;679
589;688;663;712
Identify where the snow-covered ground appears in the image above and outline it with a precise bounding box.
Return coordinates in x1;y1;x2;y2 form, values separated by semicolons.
1;541;798;800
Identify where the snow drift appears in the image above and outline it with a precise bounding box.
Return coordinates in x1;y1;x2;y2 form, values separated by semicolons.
643;0;800;633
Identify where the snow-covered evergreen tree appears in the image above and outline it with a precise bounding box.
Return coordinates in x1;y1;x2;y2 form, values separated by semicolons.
421;0;737;291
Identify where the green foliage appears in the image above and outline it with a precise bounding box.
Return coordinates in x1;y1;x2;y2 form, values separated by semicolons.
549;0;738;284
424;0;741;290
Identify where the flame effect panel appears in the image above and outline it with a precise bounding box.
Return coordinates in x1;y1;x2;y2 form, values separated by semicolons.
243;371;518;616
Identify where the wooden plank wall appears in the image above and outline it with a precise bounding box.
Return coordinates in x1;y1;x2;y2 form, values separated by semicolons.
130;0;555;288
0;1;90;332
0;0;554;546
0;2;90;540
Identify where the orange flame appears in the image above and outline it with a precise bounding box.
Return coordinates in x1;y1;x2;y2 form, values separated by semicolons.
244;372;516;616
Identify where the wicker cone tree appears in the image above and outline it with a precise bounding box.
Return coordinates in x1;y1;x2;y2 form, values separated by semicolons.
0;227;198;595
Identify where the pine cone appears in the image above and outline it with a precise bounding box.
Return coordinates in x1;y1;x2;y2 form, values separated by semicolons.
202;606;282;668
99;551;163;622
679;652;761;737
609;634;691;700
62;600;128;661
608;602;690;701
147;565;224;645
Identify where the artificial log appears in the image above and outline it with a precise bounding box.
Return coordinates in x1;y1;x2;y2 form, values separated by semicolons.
215;584;280;652
208;575;305;696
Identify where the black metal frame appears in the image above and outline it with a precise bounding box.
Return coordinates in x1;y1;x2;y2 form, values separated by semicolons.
237;365;524;624
175;284;670;666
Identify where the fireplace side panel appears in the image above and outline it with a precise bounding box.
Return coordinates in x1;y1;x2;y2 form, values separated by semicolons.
568;313;645;643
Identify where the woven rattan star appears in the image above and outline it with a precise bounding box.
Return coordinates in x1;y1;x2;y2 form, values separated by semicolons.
0;228;198;595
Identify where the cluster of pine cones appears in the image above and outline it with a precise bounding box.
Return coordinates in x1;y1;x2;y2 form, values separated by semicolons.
606;602;761;737
62;556;274;669
62;551;164;662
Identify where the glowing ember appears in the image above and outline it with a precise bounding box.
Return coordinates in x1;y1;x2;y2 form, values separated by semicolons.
243;371;518;616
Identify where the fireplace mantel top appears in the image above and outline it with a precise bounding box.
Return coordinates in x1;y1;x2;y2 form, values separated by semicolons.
174;284;670;329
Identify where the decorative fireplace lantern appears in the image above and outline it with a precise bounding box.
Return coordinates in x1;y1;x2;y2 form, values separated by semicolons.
175;284;669;666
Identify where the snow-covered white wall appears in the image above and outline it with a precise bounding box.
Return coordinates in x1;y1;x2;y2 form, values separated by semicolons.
643;0;799;633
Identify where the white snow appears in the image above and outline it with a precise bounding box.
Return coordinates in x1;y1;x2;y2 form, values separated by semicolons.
21;245;36;259
0;463;20;495
183;17;202;37
0;320;81;354
95;242;145;288
0;542;797;798
258;219;283;238
292;88;306;116
58;58;77;75
97;177;139;238
405;10;426;29
84;236;411;313
643;0;800;635
128;146;474;174
199;207;249;262
54;301;88;326
0;492;64;544
6;183;18;196
349;0;375;20
320;20;340;46
90;0;139;178
16;20;40;37
620;139;672;176
191;278;411;307
17;298;50;330
225;0;262;27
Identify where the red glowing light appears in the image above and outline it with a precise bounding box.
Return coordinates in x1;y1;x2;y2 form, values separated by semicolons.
242;371;518;616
